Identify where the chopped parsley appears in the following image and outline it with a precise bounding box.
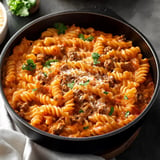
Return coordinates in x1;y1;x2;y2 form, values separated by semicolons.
125;111;130;118
8;0;36;17
54;23;67;34
86;35;94;41
78;33;94;41
67;81;75;89
92;52;100;65
108;106;114;116
22;59;36;71
78;33;85;40
43;59;58;68
124;95;128;100
83;126;89;130
32;88;37;92
103;91;109;95
79;109;84;113
43;72;47;77
79;80;90;86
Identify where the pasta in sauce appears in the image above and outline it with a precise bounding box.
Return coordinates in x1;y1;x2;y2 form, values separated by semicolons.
3;24;154;137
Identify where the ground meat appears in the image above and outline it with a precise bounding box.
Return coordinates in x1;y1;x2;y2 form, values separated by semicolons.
67;51;80;61
121;62;134;72
104;46;112;53
74;90;84;104
52;121;65;135
108;75;115;88
36;71;50;85
104;59;114;71
137;93;145;104
60;64;69;71
16;102;29;117
112;57;118;62
96;103;106;114
71;103;93;125
60;74;75;92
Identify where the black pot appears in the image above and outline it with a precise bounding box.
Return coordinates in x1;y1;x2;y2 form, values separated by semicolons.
0;10;159;154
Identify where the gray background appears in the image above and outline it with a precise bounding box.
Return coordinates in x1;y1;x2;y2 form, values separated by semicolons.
1;0;160;159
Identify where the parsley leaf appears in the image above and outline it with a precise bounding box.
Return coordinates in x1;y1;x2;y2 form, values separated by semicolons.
104;91;109;94
43;59;59;68
125;111;130;118
79;80;90;86
79;109;84;113
8;0;36;17
83;126;89;130
22;59;36;71
92;52;100;65
86;35;94;41
108;106;114;116
78;33;94;41
32;88;37;92
67;81;75;89
79;33;85;41
124;95;128;100
43;72;47;77
54;23;67;34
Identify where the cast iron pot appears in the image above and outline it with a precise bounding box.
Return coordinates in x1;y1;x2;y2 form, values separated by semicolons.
0;10;159;154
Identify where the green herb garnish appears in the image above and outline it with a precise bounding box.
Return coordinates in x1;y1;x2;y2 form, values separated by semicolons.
79;80;90;86
79;109;84;113
92;52;100;65
8;0;36;17
67;81;75;89
43;72;47;77
78;33;94;41
86;35;94;41
43;59;59;68
83;126;89;130
104;91;109;95
108;106;114;116
124;95;128;100
79;33;85;41
32;88;37;92
54;23;67;34
22;59;36;71
125;111;130;118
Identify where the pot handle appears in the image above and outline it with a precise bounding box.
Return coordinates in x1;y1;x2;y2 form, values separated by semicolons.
77;7;125;22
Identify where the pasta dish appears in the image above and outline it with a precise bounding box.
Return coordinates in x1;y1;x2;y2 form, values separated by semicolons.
3;23;154;137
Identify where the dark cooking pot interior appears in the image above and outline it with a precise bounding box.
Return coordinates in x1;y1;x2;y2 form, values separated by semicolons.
0;11;159;154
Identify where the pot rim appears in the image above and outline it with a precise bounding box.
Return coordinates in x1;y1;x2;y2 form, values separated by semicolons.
0;10;159;142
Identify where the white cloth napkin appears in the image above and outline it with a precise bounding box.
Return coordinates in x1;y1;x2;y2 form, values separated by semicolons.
0;95;116;160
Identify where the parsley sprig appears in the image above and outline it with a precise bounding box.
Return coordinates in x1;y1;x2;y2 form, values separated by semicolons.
125;111;130;118
67;81;75;89
83;126;89;130
22;59;36;71
79;80;90;86
79;109;84;113
78;33;94;41
54;23;67;34
8;0;36;17
92;52;100;65
43;59;59;68
108;106;114;116
104;91;109;95
124;95;128;100
32;88;37;92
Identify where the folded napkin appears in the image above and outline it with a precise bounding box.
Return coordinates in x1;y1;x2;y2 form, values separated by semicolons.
0;95;116;160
